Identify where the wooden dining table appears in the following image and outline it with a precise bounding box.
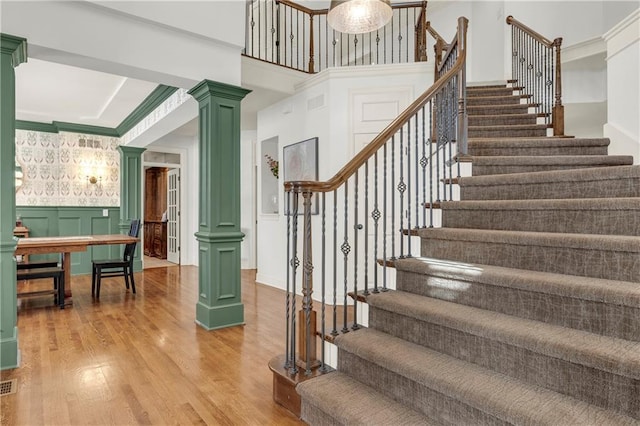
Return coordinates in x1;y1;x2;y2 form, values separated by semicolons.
15;234;139;303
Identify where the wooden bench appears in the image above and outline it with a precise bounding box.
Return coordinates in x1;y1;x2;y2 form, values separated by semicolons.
17;267;65;309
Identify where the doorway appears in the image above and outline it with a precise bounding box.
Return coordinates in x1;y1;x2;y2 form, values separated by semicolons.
142;150;182;269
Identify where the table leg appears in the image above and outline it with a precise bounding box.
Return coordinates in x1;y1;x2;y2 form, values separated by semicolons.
62;252;73;303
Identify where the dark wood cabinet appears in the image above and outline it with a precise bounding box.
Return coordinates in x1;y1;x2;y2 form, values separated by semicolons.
144;167;168;259
144;221;167;259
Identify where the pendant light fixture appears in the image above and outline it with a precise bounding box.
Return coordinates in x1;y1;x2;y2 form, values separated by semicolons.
327;0;393;34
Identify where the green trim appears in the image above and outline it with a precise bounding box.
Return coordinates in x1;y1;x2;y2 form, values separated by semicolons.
53;121;120;137
15;120;58;133
15;84;179;138
116;85;178;136
188;80;251;103
0;34;27;67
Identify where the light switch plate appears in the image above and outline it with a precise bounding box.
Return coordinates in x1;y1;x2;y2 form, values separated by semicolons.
102;209;109;217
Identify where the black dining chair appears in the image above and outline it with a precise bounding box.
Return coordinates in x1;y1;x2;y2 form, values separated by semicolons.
91;219;141;298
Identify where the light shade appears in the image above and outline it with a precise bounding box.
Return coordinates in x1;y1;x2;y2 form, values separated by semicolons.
327;0;393;34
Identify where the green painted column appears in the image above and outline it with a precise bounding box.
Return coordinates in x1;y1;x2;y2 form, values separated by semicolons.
117;146;145;272
188;80;250;330
0;34;27;370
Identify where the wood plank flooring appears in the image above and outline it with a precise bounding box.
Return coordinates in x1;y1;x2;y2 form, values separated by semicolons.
1;267;303;425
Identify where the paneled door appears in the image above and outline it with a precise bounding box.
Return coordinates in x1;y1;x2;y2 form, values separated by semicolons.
167;168;180;264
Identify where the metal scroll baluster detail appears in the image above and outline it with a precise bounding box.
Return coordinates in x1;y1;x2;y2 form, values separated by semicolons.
341;184;350;334
320;192;328;372
398;129;406;258
372;154;380;294
302;192;313;375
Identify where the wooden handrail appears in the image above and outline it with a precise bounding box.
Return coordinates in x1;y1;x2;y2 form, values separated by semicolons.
426;21;447;46
506;15;554;47
285;16;468;194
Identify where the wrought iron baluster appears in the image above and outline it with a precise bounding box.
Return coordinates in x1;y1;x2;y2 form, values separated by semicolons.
320;192;328;372
415;111;420;228
341;183;350;334
289;192;299;375
332;190;338;337
398;127;405;258
391;135;396;260
302;192;313;376
364;161;370;296
285;190;291;368
352;172;360;331
372;153;380;293
428;100;434;227
420;106;427;228
382;143;388;290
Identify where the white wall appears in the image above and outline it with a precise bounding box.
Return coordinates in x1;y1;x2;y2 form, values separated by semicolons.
256;63;432;293
604;9;640;161
0;1;243;89
241;130;257;269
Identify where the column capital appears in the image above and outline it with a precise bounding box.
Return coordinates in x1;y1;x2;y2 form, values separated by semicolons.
117;145;146;156
188;79;251;103
0;34;27;67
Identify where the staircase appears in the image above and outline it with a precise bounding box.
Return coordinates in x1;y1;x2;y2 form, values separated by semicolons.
296;84;640;424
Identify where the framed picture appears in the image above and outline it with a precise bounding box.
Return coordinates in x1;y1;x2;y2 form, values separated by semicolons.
283;137;319;215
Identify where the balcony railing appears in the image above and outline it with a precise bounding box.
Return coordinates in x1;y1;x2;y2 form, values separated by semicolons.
507;15;564;136
245;0;429;73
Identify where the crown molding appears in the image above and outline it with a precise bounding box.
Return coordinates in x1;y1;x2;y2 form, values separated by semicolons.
116;85;178;136
15;120;58;133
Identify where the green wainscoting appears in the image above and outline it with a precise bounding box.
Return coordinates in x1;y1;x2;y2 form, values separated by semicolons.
15;206;131;275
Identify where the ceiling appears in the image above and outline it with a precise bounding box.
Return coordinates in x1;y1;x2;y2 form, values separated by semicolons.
15;58;159;129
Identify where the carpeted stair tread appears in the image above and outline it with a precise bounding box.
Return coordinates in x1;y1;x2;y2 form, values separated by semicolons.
467;95;527;106
392;256;640;340
468;137;609;156
416;227;640;253
459;165;640;200
335;328;636;425
468;113;537;126
418;227;640;281
297;372;436;426
440;197;640;235
365;289;640;380
467;103;534;116
394;256;640;308
469;155;634;175
469;155;633;166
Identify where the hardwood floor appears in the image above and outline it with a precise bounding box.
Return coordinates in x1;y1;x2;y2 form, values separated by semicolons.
1;267;303;425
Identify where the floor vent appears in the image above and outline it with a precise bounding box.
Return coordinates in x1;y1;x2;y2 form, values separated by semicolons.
0;379;17;396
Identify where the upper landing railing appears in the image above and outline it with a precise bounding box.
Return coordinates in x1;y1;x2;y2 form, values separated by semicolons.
507;15;564;136
245;0;429;73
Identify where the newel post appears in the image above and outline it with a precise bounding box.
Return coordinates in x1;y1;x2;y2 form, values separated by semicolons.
299;191;318;375
308;14;315;73
552;37;564;136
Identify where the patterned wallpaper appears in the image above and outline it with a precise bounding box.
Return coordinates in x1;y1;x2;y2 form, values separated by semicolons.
15;130;121;207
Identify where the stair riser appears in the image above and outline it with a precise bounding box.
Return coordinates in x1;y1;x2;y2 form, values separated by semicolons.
300;403;341;426
471;164;623;176
396;270;640;341
468;128;547;138
337;350;509;425
468;116;537;126
442;207;640;235
467;96;522;106
468;146;608;156
420;238;640;281
369;308;640;418
460;177;640;200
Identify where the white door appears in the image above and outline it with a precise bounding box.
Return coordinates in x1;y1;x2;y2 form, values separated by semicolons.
167;168;180;264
